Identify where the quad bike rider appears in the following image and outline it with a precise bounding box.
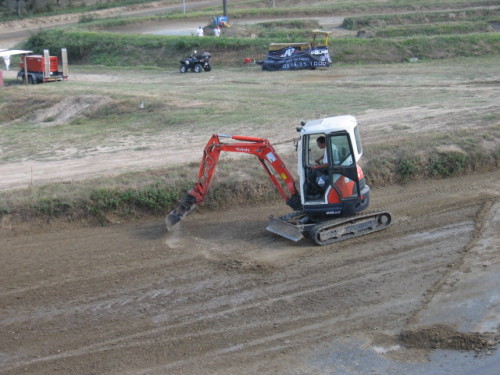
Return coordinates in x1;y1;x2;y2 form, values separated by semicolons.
180;51;212;73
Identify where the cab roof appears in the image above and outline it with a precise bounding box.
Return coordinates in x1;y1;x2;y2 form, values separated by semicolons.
301;115;358;135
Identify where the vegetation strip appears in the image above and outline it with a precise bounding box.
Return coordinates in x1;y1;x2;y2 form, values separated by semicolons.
1;144;497;225
22;29;500;66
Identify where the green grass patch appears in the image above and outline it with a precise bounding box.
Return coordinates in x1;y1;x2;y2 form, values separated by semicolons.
75;0;500;28
21;29;500;67
342;8;500;30
375;22;494;38
1;141;497;225
364;129;499;185
0;0;177;19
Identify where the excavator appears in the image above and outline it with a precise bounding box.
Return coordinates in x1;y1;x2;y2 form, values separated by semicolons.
166;115;391;245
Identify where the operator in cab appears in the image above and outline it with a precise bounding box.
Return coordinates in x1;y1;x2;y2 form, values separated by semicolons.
312;136;328;170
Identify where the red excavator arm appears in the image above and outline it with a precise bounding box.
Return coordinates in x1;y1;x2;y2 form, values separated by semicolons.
166;134;301;230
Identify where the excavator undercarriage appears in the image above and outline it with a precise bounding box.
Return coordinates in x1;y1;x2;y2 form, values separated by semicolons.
166;193;391;246
267;210;391;246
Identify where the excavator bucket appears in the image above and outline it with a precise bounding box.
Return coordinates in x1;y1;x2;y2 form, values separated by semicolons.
165;193;197;231
266;215;304;242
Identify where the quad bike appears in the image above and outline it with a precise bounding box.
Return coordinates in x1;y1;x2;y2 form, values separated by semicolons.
180;51;212;73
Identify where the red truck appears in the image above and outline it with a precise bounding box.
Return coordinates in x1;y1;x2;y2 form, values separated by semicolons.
17;48;68;84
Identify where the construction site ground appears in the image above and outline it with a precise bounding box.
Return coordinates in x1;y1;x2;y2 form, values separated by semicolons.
0;171;499;374
1;4;499;375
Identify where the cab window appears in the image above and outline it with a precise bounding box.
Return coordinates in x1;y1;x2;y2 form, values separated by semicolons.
328;134;353;166
305;134;326;166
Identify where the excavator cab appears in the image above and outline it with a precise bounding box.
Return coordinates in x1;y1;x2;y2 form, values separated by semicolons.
297;115;370;216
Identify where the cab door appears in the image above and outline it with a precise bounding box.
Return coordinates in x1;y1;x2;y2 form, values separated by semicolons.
325;131;360;202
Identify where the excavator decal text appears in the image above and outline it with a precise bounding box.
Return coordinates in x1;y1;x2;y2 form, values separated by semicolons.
236;147;251;153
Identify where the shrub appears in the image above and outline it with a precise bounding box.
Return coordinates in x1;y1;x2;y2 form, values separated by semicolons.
79;14;96;23
398;156;419;182
428;152;468;177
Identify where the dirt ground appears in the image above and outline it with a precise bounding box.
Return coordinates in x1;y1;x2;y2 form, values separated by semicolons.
1;3;500;375
0;171;499;374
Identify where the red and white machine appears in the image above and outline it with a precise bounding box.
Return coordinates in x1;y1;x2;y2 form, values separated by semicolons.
166;115;391;245
17;48;68;84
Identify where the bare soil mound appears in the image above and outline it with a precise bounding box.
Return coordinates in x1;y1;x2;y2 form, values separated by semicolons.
398;324;498;351
28;95;112;126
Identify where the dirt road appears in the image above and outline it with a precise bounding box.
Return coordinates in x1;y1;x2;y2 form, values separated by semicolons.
1;3;499;373
1;171;499;374
0;1;220;47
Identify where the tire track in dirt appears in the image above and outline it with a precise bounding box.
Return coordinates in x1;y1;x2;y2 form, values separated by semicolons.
406;198;497;326
0;219;476;372
0;172;498;374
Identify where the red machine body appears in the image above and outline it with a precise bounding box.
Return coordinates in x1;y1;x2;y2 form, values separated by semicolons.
187;134;300;207
17;48;68;84
20;55;58;73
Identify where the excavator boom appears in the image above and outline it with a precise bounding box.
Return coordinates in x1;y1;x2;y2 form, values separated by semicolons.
166;134;301;231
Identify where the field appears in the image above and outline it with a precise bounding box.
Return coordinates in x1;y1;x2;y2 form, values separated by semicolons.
0;1;499;374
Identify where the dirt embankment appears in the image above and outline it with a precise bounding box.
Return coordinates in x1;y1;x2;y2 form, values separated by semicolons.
0;1;181;32
0;0;220;47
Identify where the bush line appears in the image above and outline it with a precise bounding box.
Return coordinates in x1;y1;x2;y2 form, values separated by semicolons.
70;0;500;28
342;8;500;30
1;147;497;225
23;29;500;66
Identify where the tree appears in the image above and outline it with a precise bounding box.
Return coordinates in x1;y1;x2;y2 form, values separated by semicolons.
3;1;57;16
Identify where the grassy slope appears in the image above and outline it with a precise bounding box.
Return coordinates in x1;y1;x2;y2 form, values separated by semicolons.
20;28;500;66
15;0;499;66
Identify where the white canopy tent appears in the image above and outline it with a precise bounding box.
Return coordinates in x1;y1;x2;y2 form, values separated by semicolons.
0;49;33;57
0;50;33;86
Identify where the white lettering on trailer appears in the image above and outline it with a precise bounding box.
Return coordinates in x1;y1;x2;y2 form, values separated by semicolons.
281;48;295;58
310;49;328;55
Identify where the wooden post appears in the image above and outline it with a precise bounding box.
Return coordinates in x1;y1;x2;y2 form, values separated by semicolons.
43;49;50;82
23;54;28;84
61;48;68;79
